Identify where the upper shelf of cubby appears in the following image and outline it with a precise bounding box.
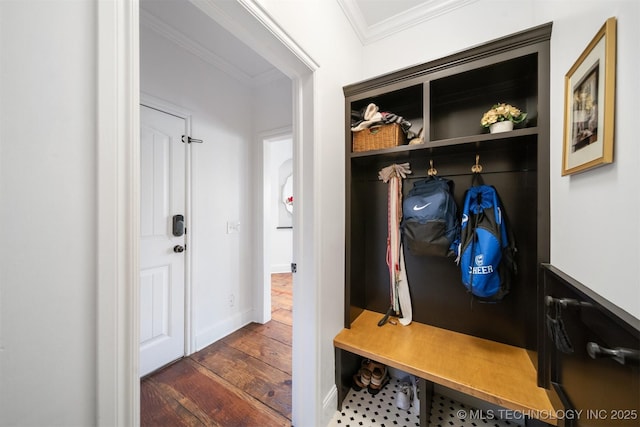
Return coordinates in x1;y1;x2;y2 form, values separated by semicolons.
346;22;551;160
350;127;538;159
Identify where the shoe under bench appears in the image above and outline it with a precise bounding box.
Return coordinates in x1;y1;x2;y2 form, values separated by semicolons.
334;309;560;427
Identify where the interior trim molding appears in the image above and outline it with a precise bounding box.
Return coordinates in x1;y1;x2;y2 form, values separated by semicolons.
194;308;254;352
253;67;291;86
236;0;320;72
338;0;478;45
322;384;339;423
96;0;140;424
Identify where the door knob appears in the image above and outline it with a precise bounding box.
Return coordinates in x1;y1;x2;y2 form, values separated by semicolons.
173;245;185;253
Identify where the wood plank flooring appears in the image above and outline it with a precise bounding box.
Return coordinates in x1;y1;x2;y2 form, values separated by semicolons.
141;273;293;427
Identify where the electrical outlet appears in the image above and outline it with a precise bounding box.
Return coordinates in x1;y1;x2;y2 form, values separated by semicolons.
226;221;240;234
228;293;235;308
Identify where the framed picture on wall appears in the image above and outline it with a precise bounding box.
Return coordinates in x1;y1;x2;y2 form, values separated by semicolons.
562;17;616;176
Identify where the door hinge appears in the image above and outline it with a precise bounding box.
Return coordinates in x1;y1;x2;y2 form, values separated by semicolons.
291;263;297;273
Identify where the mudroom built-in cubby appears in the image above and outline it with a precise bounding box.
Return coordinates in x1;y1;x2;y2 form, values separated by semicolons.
336;23;557;426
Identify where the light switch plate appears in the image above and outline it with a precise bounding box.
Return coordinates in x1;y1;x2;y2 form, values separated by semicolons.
226;221;240;233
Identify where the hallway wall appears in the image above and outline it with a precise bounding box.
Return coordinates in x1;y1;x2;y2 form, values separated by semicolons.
141;26;257;349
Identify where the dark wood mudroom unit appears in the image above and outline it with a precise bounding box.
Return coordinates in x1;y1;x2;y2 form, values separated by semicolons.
335;22;557;426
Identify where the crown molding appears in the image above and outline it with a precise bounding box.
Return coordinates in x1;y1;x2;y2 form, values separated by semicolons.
253;67;289;86
338;0;478;45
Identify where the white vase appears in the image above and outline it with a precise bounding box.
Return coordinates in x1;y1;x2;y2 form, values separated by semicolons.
489;121;514;134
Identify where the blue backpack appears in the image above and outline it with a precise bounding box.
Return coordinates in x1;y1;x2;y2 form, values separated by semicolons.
458;181;516;300
402;176;459;257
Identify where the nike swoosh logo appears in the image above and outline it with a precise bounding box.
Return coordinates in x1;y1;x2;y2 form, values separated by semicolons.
413;202;432;211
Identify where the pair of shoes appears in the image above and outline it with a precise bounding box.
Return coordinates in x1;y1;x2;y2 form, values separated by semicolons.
353;359;389;395
352;367;371;391
396;378;413;410
367;363;389;395
352;359;374;391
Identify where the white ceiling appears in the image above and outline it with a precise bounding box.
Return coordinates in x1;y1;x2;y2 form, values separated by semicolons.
140;0;476;84
140;0;284;86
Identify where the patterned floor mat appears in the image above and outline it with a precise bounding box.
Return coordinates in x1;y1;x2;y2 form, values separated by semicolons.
328;378;516;427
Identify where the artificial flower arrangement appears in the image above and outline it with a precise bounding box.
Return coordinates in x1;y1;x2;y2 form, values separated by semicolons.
480;103;527;128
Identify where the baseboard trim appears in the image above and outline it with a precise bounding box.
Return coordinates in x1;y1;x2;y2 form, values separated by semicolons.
193;309;254;352
322;384;338;424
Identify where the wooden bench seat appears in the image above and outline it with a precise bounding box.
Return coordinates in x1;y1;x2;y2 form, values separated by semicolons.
334;310;560;426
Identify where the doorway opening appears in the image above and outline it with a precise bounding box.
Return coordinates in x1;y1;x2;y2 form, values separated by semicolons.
97;0;318;425
137;0;317;425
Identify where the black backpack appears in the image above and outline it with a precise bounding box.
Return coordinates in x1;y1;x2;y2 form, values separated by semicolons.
402;176;459;257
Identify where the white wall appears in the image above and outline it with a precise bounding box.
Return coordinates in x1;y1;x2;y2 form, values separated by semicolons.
0;1;97;425
140;26;258;349
359;0;640;319
546;2;639;320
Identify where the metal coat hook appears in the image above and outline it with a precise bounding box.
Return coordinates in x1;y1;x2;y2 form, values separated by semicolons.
471;154;483;173
427;159;438;176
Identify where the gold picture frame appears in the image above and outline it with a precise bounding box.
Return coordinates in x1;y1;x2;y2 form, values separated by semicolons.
562;17;616;176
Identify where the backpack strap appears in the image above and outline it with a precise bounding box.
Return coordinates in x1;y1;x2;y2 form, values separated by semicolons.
487;186;503;228
471;171;485;187
494;189;518;273
460;187;474;230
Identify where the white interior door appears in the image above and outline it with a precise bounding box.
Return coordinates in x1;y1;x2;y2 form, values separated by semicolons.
139;105;186;377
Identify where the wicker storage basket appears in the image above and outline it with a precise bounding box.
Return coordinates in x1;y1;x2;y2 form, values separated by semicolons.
352;123;405;152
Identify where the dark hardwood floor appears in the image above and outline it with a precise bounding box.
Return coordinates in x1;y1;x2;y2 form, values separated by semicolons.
141;273;293;427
